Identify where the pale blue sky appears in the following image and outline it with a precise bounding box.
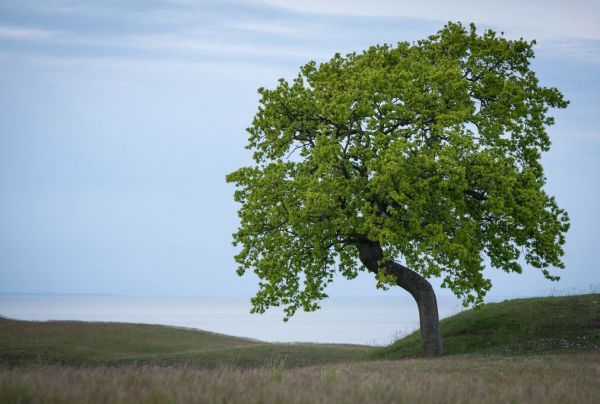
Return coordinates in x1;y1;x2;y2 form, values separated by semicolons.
0;0;599;300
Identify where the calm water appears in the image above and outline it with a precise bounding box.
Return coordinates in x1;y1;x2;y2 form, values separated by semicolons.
0;295;468;345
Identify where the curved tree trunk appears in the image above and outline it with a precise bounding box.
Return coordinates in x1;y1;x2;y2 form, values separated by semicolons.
356;240;443;357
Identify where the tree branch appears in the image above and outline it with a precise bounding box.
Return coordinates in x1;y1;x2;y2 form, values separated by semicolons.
464;189;487;201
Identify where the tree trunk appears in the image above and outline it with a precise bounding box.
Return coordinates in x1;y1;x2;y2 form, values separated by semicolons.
356;240;443;357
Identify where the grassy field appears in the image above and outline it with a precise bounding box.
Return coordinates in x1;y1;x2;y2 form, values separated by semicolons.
377;293;600;358
1;354;599;403
0;318;372;368
1;294;599;403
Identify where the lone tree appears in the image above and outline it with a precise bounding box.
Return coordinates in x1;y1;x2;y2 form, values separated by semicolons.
226;22;569;356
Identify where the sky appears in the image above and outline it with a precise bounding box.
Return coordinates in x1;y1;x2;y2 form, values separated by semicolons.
0;0;599;302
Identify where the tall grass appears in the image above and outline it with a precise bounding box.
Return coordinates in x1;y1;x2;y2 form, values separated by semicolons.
1;354;599;403
1;294;599;402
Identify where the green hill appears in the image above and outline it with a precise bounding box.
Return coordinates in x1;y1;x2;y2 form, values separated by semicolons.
1;294;598;369
0;318;372;368
1;294;599;403
376;293;600;358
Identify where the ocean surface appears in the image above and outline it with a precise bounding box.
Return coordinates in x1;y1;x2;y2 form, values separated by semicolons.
0;294;472;345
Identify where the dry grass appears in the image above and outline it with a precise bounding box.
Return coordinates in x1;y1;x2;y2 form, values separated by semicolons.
2;295;599;402
2;354;599;403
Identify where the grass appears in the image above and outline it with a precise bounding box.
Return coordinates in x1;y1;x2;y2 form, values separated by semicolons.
0;318;372;368
1;354;599;403
1;294;599;403
376;293;600;358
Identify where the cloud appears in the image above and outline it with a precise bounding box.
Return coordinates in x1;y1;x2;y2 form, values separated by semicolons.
119;33;331;60
539;38;600;64
257;0;600;40
223;20;305;35
0;24;329;66
0;49;288;81
1;0;599;70
221;18;341;41
0;25;56;40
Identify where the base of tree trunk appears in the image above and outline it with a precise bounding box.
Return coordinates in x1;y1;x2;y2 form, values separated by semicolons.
413;284;443;357
356;240;443;357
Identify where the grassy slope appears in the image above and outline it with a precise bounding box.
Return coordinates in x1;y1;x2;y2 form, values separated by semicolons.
1;294;599;369
0;318;372;368
376;293;600;358
2;294;599;403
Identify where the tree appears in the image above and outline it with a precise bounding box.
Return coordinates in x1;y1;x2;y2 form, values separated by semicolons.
226;22;569;356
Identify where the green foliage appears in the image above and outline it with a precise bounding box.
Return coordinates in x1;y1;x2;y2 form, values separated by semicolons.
376;294;600;358
227;22;569;318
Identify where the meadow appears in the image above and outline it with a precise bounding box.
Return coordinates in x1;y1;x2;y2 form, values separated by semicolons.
1;294;599;403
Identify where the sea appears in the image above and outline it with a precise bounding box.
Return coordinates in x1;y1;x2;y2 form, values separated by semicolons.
0;294;479;345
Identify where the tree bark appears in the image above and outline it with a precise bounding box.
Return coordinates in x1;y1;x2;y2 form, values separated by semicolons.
356;240;443;357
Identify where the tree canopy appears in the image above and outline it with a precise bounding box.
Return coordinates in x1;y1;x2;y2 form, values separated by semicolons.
226;22;569;320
